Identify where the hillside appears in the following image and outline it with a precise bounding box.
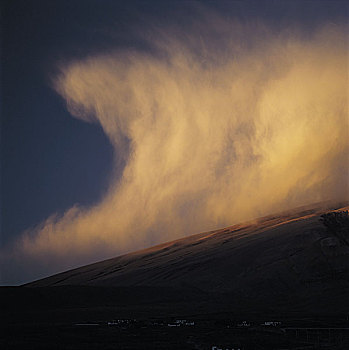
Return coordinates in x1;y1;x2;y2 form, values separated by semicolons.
2;202;349;349
26;202;349;313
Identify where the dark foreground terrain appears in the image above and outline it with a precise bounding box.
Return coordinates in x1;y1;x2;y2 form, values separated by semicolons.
1;285;349;349
2;202;349;349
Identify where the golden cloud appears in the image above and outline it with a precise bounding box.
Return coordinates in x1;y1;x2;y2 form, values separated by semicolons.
13;19;349;272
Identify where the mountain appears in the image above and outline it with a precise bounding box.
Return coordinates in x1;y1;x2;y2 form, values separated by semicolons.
3;202;349;349
26;202;349;315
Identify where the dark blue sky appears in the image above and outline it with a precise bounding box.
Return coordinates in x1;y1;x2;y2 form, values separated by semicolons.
1;0;347;282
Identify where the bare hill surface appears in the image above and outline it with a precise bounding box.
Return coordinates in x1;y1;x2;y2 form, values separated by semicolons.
27;202;349;313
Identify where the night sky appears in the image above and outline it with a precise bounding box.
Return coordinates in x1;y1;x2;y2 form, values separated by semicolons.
1;1;348;285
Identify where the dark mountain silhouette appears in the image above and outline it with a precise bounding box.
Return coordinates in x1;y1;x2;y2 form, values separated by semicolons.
3;202;349;349
25;201;349;315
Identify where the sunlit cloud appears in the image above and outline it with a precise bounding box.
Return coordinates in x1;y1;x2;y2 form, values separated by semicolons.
6;15;348;279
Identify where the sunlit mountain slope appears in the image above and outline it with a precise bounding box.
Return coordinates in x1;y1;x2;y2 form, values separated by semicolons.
27;202;349;308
